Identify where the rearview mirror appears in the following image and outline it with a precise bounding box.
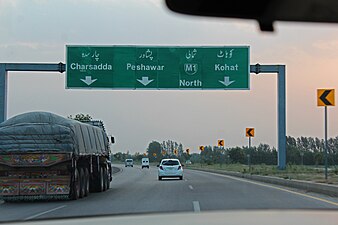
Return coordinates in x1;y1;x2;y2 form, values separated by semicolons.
110;136;115;144
165;0;338;32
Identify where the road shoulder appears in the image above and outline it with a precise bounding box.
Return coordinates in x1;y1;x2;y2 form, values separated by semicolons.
187;167;338;197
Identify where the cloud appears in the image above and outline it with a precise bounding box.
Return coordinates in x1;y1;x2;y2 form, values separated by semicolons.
313;39;338;51
0;0;18;15
5;42;39;49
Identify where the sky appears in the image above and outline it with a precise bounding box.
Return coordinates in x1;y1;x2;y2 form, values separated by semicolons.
1;0;338;154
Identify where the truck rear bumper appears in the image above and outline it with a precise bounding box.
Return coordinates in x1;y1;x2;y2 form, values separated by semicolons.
2;194;70;201
0;177;71;199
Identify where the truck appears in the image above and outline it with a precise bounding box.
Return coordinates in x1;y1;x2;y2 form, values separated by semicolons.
0;111;114;201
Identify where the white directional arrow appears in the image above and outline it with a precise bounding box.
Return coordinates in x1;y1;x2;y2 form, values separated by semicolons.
137;76;154;86
80;76;97;86
219;76;235;86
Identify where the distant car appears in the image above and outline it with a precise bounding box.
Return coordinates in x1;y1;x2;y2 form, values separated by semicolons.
141;158;149;169
185;160;192;165
157;158;183;180
125;159;133;167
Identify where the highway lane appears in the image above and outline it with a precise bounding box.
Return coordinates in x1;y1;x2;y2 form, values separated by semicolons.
1;165;338;222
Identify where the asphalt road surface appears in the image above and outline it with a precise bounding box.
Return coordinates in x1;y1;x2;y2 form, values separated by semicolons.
1;165;338;222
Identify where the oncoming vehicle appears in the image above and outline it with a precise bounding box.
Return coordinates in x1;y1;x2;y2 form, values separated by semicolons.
142;158;149;169
125;159;134;167
157;159;183;180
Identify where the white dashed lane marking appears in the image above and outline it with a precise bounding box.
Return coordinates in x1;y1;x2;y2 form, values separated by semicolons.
192;201;200;212
24;205;67;221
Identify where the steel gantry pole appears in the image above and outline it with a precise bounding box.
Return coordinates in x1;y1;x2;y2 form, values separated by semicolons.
0;64;7;123
0;63;65;122
250;64;286;169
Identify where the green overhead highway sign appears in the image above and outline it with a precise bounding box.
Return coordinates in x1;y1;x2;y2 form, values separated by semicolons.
66;46;250;89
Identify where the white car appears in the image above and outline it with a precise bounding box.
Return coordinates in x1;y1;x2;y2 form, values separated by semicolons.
158;159;183;180
141;158;149;169
125;159;133;167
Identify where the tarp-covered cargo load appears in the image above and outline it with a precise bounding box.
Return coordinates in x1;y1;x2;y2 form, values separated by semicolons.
0;112;109;155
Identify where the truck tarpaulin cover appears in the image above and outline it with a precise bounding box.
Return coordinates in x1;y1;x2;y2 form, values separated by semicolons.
0;112;108;154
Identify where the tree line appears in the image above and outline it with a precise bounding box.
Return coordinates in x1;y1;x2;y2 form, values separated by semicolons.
112;136;338;166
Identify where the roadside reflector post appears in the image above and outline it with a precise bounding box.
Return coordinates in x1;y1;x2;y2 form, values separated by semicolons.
247;154;251;171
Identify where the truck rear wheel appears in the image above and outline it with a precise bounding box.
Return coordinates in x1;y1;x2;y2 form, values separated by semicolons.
70;168;80;200
103;166;110;191
84;168;90;196
79;168;86;198
99;166;104;192
90;166;103;192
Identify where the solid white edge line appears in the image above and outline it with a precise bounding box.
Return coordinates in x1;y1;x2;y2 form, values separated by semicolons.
24;205;67;221
193;201;201;212
197;170;338;207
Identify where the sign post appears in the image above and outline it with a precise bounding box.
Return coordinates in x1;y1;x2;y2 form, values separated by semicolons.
246;128;255;170
324;105;328;179
246;128;255;148
317;89;335;180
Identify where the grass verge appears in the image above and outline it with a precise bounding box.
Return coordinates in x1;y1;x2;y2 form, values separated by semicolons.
186;163;338;185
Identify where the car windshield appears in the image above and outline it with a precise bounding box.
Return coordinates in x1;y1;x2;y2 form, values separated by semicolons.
1;0;338;223
162;160;179;166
